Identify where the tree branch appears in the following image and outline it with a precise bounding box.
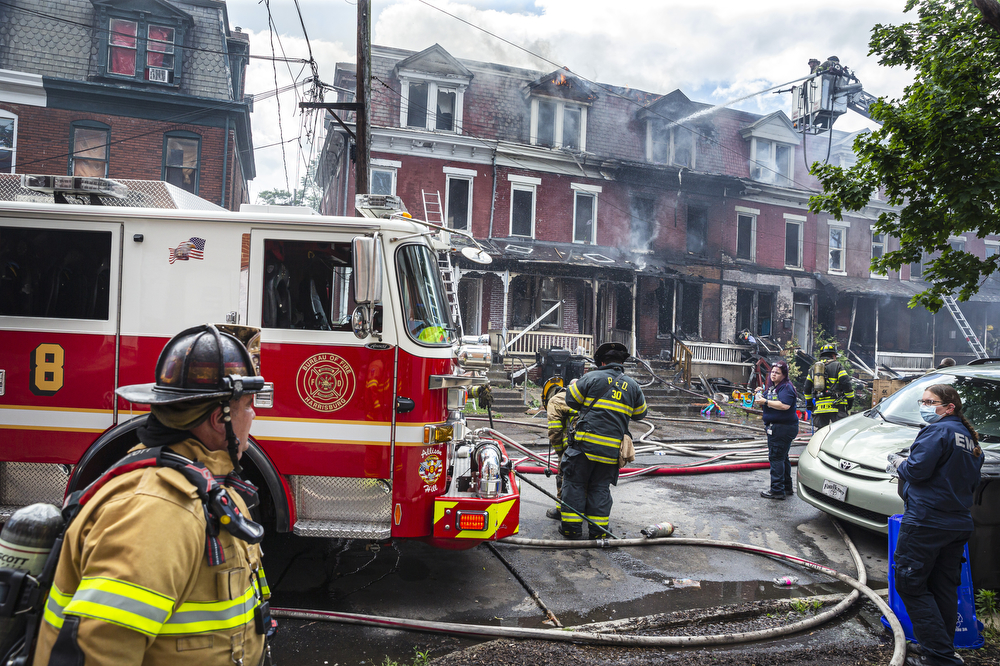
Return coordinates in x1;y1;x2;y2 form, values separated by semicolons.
974;0;1000;34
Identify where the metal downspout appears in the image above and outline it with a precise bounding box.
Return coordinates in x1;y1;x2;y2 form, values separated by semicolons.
874;301;880;379
488;149;498;239
631;271;638;356
220;115;230;209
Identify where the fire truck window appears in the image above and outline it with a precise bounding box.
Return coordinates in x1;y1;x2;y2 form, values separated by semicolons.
261;239;355;331
0;227;112;320
396;244;454;345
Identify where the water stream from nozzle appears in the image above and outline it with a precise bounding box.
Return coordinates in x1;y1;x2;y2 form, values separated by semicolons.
670;73;816;126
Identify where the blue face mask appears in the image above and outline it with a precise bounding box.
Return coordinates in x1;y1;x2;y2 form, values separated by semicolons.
919;405;943;423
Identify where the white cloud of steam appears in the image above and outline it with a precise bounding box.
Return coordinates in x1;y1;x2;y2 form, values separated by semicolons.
229;0;912;201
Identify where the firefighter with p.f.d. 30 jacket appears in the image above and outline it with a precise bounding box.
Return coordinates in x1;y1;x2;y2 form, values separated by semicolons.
560;343;647;539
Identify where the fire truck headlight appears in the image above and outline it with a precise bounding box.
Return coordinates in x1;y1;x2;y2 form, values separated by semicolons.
455;343;491;371
424;424;454;444
447;388;467;411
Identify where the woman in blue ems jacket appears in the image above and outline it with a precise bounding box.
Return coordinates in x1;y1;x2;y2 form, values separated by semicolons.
755;360;798;500
889;384;983;666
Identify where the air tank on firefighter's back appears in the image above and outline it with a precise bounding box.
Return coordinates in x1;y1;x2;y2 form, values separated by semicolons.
0;504;64;659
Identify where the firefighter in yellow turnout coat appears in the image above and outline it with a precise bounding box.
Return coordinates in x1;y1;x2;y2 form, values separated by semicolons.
34;325;271;666
803;343;855;430
543;378;577;520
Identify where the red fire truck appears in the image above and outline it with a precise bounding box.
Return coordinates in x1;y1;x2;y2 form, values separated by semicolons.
0;174;518;549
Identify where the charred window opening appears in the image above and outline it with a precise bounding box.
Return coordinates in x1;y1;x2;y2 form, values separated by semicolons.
736;289;773;338
678;282;701;339
261;239;356;331
650;122;696;168
0;227;112;320
614;283;632;332
656;280;674;337
686;205;708;255
531;99;586;150
630;197;655;247
510;275;561;329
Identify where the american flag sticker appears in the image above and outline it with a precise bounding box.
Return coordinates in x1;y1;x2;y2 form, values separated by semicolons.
168;237;206;264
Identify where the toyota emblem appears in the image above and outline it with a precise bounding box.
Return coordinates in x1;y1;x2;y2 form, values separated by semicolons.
839;460;858;471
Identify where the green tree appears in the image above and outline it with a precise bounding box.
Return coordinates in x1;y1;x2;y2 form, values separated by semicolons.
809;0;1000;312
255;158;322;211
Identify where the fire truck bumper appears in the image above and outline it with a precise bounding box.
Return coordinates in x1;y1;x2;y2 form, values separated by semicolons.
431;494;519;544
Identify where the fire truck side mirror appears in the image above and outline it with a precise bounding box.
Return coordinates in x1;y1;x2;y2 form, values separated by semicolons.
352;235;383;306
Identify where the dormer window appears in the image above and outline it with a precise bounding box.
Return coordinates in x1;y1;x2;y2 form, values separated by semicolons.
531;98;586;150
402;80;464;132
95;2;190;86
750;138;793;186
740;112;800;187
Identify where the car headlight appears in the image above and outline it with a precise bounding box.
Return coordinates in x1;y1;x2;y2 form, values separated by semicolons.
806;426;830;458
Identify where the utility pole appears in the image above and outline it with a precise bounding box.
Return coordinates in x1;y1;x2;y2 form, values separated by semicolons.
356;0;371;195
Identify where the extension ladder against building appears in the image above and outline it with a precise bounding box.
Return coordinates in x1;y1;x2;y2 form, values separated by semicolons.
422;190;444;226
437;250;464;337
942;294;989;359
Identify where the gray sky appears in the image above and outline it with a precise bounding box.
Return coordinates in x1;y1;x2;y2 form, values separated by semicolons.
225;0;912;201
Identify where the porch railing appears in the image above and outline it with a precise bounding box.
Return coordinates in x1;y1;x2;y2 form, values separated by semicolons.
491;329;594;359
673;338;694;385
684;342;752;366
876;352;933;372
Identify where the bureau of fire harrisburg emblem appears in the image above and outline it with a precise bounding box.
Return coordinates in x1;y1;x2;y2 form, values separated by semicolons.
296;353;356;412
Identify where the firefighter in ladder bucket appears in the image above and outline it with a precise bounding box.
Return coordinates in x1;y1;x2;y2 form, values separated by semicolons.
803;342;855;429
33;325;274;666
560;343;647;539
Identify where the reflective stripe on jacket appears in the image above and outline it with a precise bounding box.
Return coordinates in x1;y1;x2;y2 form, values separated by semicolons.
566;364;647;465
545;388;576;455
33;438;268;666
803;359;855;414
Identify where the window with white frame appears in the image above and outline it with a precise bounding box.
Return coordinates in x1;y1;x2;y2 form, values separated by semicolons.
829;225;846;273
986;242;999;260
531;98;586;150
370;159;400;196
401;79;464;133
649;122;695;168
444;167;476;231
871;232;887;278
571;183;600;244
0;111;15;173
750;138;793;186
949;236;966;253
508;175;539;238
735;207;758;261
784;215;804;268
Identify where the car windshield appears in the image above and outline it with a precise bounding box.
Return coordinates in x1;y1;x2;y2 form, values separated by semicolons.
874;372;1000;447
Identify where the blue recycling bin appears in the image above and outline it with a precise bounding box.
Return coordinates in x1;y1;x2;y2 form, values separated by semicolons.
881;514;984;649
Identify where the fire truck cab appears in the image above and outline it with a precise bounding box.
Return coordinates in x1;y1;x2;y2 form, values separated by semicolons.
0;174;519;549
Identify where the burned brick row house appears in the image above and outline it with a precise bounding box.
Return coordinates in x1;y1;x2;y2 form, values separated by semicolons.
0;0;254;210
318;44;1000;377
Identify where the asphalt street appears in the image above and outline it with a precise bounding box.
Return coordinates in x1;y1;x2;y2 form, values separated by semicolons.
265;415;893;665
